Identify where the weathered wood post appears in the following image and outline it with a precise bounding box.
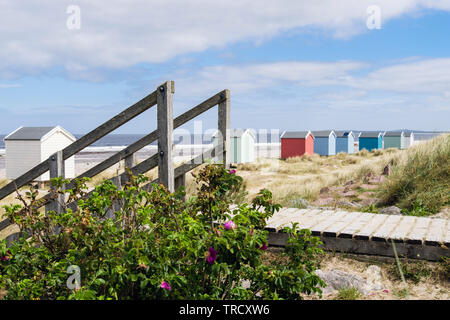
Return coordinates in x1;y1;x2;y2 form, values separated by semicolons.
218;89;230;167
157;80;175;192
46;150;65;214
124;153;137;169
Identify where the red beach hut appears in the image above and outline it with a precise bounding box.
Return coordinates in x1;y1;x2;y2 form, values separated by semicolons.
280;131;315;159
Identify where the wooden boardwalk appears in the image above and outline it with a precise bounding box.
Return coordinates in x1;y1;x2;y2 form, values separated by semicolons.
265;208;449;261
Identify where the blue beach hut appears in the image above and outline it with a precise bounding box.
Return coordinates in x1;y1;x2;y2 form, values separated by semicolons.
358;132;383;151
311;130;336;156
335;131;355;154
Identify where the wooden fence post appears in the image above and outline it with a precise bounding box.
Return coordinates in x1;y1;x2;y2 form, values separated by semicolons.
218;89;230;167
125;153;137;169
157;80;175;192
46;150;65;214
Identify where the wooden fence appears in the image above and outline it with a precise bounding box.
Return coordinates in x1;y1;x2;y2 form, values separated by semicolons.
0;80;230;244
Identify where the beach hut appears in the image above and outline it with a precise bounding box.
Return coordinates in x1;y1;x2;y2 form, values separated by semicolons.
384;131;405;149
212;128;255;164
404;132;415;148
358;132;383;151
335;131;355;154
4;126;76;181
280;131;314;159
311;130;336;156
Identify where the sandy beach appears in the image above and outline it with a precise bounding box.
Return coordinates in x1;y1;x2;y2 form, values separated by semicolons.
0;143;280;179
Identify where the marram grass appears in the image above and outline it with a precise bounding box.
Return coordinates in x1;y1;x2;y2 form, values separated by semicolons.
378;134;450;213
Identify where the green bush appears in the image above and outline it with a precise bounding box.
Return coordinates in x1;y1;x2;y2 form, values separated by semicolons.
0;165;325;300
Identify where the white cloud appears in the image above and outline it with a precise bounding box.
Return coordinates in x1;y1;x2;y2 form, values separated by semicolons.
174;61;365;96
173;57;450;97
354;58;450;93
1;0;450;77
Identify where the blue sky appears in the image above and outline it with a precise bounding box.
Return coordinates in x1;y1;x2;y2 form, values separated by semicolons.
1;1;450;134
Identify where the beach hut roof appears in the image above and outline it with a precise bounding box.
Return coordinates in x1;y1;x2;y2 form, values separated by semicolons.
384;131;404;137
335;130;355;138
359;131;383;138
4;126;76;142
280;131;314;139
311;130;335;138
230;128;255;138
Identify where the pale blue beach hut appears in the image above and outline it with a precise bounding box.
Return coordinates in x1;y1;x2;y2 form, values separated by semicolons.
311;130;336;156
335;131;355;154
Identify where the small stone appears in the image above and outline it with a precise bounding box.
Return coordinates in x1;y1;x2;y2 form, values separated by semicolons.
320;187;330;194
315;269;370;295
344;180;354;186
365;265;384;291
379;206;402;215
382;164;390;176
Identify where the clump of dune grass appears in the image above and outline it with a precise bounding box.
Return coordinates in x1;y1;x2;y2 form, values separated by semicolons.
378;134;450;213
334;287;361;300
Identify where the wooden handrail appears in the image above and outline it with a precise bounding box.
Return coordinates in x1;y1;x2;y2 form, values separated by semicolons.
0;87;229;233
0;90;158;201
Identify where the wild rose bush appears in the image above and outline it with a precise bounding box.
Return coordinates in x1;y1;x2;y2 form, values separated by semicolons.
0;165;325;300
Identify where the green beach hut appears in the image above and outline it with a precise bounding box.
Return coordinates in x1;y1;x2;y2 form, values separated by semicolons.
213;129;256;164
384;131;404;149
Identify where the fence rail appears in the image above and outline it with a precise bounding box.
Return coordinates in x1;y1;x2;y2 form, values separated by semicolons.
0;81;230;242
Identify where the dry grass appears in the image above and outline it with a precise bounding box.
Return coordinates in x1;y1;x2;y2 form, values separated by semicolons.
235;149;402;207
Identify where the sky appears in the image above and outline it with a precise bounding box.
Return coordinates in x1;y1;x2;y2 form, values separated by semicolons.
0;0;450;134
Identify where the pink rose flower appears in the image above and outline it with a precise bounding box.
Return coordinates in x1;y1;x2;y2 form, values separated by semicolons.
160;281;171;291
224;220;236;230
205;246;218;264
257;242;268;251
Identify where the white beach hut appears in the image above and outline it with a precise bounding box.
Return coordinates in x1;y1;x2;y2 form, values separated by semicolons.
404;132;415;148
4;126;76;181
212;129;256;164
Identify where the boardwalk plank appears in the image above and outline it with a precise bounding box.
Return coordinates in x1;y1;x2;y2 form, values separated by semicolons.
388;216;417;243
354;214;389;240
266;208;300;231
309;211;347;236
338;213;376;239
445;221;450;246
291;210;331;229
270;208;310;231
424;219;447;246
407;217;432;245
371;215;403;242
322;212;361;237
